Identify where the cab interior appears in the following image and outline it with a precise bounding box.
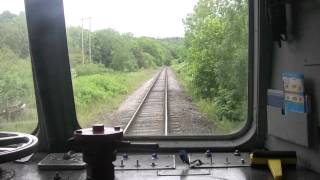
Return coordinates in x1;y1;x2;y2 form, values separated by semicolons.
0;0;320;180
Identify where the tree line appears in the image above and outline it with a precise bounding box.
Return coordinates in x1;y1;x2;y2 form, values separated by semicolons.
67;27;182;71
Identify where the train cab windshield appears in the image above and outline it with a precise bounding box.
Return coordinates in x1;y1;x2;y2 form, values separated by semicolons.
0;0;251;140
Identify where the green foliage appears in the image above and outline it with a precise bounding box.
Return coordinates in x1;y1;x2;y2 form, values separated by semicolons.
0;48;34;110
66;27;92;67
136;37;176;66
197;99;246;134
0;11;38;132
73;69;157;127
0;11;29;58
91;29;119;66
69;28;182;71
131;42;156;69
141;52;157;68
73;74;128;107
110;35;138;71
74;63;112;76
66;26;83;54
68;52;84;67
178;0;248;122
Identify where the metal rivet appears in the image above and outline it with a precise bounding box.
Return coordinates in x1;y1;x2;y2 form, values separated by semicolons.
224;157;230;164
135;160;140;167
120;160;124;167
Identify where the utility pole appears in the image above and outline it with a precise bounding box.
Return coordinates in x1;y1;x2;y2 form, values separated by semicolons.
88;17;92;63
81;17;85;64
81;17;92;64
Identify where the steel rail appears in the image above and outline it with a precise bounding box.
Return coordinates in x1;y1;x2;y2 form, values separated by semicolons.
164;67;168;136
123;68;165;134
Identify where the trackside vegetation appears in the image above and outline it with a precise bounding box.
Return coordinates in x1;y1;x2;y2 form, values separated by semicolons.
0;0;248;135
172;0;248;134
73;68;157;127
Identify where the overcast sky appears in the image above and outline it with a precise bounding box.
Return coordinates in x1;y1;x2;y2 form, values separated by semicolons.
0;0;198;38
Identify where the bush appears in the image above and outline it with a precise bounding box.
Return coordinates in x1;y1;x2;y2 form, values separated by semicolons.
74;63;112;76
73;74;128;107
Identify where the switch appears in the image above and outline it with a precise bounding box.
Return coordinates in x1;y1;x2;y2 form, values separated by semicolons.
122;153;128;160
151;153;158;160
205;150;212;158
234;149;241;156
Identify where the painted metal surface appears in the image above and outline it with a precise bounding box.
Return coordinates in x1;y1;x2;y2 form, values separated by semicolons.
1;153;320;180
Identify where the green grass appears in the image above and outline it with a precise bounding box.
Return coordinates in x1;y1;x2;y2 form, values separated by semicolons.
0;120;37;133
73;68;158;127
171;64;245;135
0;109;38;133
197;99;245;134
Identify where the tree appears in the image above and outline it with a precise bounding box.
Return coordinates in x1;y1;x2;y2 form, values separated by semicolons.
91;29;120;67
182;0;248;121
0;48;33;115
110;40;137;71
0;11;29;58
137;37;166;66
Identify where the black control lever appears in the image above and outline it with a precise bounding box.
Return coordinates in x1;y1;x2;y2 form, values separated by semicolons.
67;125;159;180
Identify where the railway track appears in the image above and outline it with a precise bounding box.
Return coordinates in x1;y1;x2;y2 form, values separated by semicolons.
122;67;213;136
123;67;168;136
